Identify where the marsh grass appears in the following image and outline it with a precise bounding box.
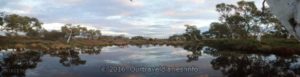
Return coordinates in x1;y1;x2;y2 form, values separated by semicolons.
1;36;300;56
204;39;300;56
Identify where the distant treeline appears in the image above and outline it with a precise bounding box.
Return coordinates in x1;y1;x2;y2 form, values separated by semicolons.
0;13;102;42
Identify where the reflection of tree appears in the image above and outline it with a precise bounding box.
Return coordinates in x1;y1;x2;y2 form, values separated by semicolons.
183;44;203;62
0;51;42;77
51;50;86;67
81;47;103;55
210;53;300;77
0;46;103;76
48;47;103;67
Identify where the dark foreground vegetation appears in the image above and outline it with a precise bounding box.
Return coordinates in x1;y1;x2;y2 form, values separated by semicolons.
203;39;300;56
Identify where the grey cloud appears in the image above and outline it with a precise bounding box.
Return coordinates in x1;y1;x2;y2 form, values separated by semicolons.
0;0;263;38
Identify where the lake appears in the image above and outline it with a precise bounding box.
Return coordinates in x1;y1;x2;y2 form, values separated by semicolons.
0;45;299;77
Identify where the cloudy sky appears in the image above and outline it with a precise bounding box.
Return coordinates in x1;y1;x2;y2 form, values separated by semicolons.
0;0;263;38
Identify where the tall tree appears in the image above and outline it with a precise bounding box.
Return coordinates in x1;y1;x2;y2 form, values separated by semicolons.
216;3;237;39
0;12;4;28
43;30;65;40
61;24;83;43
3;14;42;36
214;1;283;41
169;34;186;41
226;13;248;38
184;25;202;41
86;29;101;40
209;22;230;38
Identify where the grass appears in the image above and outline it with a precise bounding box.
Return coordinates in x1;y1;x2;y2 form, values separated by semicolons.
0;36;185;50
204;38;300;56
1;36;300;56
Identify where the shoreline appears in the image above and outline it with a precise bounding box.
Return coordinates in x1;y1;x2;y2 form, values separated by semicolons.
1;36;300;56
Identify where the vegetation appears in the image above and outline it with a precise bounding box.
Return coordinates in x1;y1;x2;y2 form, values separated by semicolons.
1;14;42;36
61;24;101;43
169;25;202;41
170;1;300;54
201;1;287;41
0;0;299;55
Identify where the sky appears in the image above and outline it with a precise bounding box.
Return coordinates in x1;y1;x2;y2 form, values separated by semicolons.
0;0;263;38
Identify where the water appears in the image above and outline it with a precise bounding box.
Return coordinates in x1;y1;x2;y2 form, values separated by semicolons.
0;45;300;77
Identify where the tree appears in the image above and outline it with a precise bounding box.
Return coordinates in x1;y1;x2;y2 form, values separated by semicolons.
43;30;65;40
93;30;101;39
202;31;213;39
208;22;230;38
61;24;83;43
85;29;101;40
184;25;202;41
115;34;129;40
0;12;4;28
3;14;42;36
26;28;45;38
216;3;237;39
131;36;146;40
169;34;186;41
216;1;260;39
226;13;248;38
213;1;284;41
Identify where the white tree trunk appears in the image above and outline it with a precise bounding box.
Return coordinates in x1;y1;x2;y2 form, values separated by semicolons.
256;33;262;42
287;34;291;39
67;30;73;43
267;0;300;41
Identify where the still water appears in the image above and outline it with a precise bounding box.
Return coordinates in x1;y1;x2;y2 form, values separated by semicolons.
0;45;300;77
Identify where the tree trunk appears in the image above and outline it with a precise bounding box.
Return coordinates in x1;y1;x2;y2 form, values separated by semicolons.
256;33;262;42
193;35;198;41
67;30;73;43
287;34;291;39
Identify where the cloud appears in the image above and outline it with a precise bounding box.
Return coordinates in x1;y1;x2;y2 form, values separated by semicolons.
56;0;84;4
0;0;264;38
118;0;145;8
42;23;98;31
176;0;206;4
106;15;123;20
42;23;65;31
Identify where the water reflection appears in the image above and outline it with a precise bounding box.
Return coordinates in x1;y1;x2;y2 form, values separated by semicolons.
0;51;42;77
183;44;203;62
210;53;300;77
48;47;103;67
0;45;299;77
181;44;300;77
52;50;86;67
0;47;103;77
182;44;217;63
